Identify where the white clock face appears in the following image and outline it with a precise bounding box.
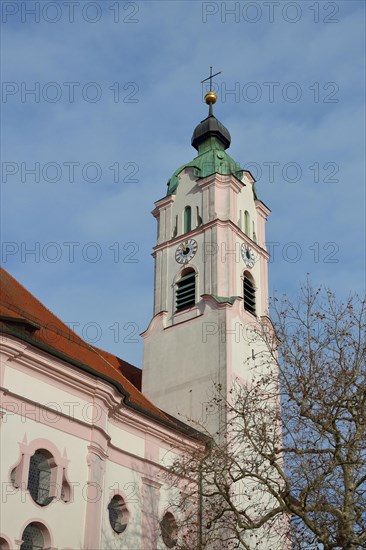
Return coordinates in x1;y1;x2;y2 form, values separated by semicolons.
175;239;198;264
241;243;255;268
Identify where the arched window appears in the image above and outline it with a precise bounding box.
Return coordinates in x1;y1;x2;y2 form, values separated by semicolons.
183;206;191;233
243;273;256;315
0;537;11;550
196;206;202;227
108;495;129;534
252;222;257;243
20;523;48;550
176;269;196;311
27;450;54;506
160;512;178;548
244;211;250;236
172;215;178;239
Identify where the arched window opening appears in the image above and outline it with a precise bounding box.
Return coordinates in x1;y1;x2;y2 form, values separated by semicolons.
160;512;178;548
243;273;256;315
176;269;196;311
108;495;129;534
244;211;250;236
172;215;178;239
196;206;202;227
0;537;11;550
27;450;53;506
252;222;257;243
20;523;47;550
183;206;191;233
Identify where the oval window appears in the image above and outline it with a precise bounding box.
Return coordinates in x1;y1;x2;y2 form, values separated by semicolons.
160;512;178;548
108;495;128;534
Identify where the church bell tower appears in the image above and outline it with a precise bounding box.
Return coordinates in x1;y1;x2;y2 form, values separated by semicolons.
142;73;271;434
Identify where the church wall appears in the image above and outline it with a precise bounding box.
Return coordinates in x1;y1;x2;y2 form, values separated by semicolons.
0;335;202;549
142;303;228;434
2;364;90;424
0;401;88;548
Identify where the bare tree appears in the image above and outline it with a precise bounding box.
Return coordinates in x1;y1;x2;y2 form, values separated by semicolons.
168;284;366;550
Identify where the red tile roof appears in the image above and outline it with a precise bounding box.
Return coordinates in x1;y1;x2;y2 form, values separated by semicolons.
0;267;169;423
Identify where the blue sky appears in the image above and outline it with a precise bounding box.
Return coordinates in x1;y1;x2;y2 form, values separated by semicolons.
1;0;365;367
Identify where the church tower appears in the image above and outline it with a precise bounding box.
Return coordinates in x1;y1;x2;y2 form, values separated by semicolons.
142;78;271;435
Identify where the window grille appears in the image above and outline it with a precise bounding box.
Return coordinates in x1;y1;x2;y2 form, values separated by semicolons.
28;450;52;506
20;524;45;550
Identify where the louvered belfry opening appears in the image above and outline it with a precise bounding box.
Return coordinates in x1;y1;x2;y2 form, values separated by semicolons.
244;273;256;315
176;269;196;311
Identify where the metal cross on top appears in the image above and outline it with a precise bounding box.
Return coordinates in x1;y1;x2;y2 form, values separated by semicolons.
201;66;222;92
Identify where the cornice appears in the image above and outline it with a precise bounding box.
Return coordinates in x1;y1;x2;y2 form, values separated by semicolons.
111;406;202;451
153;194;176;217
0;336;27;360
152;218;269;260
141;476;162;489
0;334;205;448
197;172;244;193
200;294;242;310
87;442;109;461
0;387;110;444
1;336;113;403
255;199;271;217
243;169;255;184
140;310;167;338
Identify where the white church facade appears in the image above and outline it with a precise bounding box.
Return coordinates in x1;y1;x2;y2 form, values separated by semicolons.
0;267;204;550
0;89;273;550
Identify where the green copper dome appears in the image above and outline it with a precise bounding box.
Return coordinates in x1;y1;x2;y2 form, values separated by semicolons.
167;112;245;196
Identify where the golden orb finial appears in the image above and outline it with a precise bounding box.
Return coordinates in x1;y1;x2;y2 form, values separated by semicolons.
204;91;217;105
201;66;221;113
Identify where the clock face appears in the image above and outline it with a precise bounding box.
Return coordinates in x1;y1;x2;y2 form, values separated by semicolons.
241;243;255;268
175;239;198;264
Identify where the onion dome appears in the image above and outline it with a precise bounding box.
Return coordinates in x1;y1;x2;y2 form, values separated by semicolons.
191;113;231;151
191;90;231;151
166;85;247;196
